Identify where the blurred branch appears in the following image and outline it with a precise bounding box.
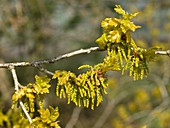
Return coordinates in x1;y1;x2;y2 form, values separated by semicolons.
0;59;12;104
92;91;128;128
149;98;170;116
9;66;32;124
144;97;170;126
126;110;150;124
65;107;83;128
126;97;170;125
151;74;169;99
150;58;170;99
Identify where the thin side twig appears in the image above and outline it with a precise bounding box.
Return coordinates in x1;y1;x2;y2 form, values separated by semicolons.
34;64;54;76
9;66;33;124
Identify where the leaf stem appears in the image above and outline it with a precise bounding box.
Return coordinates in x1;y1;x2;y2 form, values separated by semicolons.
9;66;33;124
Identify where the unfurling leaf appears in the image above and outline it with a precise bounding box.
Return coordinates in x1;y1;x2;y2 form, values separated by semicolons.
95;5;152;80
12;75;51;112
32;106;60;128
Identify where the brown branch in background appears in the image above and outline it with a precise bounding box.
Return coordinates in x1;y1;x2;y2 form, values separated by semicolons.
9;66;33;124
151;74;169;99
150;57;170;100
92;92;128;128
125;110;150;124
126;97;170;125
65;107;83;128
144;97;170;126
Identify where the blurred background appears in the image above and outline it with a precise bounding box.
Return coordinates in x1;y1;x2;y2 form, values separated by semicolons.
0;0;170;127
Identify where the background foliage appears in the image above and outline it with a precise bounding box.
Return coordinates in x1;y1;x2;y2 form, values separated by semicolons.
0;0;170;128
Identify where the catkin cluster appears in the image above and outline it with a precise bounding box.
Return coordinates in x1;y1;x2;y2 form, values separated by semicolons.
52;64;108;110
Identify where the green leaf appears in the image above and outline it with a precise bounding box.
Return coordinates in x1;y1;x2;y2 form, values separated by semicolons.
107;30;122;43
123;12;140;20
39;108;51;123
34;75;51;94
0;111;9;126
120;20;141;32
96;33;108;50
114;5;140;20
101;18;119;29
114;5;126;16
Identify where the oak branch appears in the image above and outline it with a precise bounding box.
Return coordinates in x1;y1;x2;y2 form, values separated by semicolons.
0;47;169;69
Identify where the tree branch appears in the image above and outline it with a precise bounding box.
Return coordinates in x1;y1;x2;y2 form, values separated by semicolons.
65;107;83;128
126;97;170;125
143;97;170;126
92;91;128;128
0;47;100;68
155;50;170;56
125;110;150;124
0;47;169;69
9;66;33;124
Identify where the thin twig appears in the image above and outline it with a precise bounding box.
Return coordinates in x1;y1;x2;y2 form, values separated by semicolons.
0;61;31;68
155;50;170;56
10;66;19;91
34;64;54;76
9;66;33;124
65;107;83;128
0;47;100;68
32;46;101;65
0;47;169;69
19;101;33;123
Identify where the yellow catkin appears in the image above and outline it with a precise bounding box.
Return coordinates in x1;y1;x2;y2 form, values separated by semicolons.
130;38;138;50
135;57;139;67
129;66;133;76
121;48;128;62
117;47;123;66
140;68;144;79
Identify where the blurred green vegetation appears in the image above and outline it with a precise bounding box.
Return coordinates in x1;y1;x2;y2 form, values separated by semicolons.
0;0;169;128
